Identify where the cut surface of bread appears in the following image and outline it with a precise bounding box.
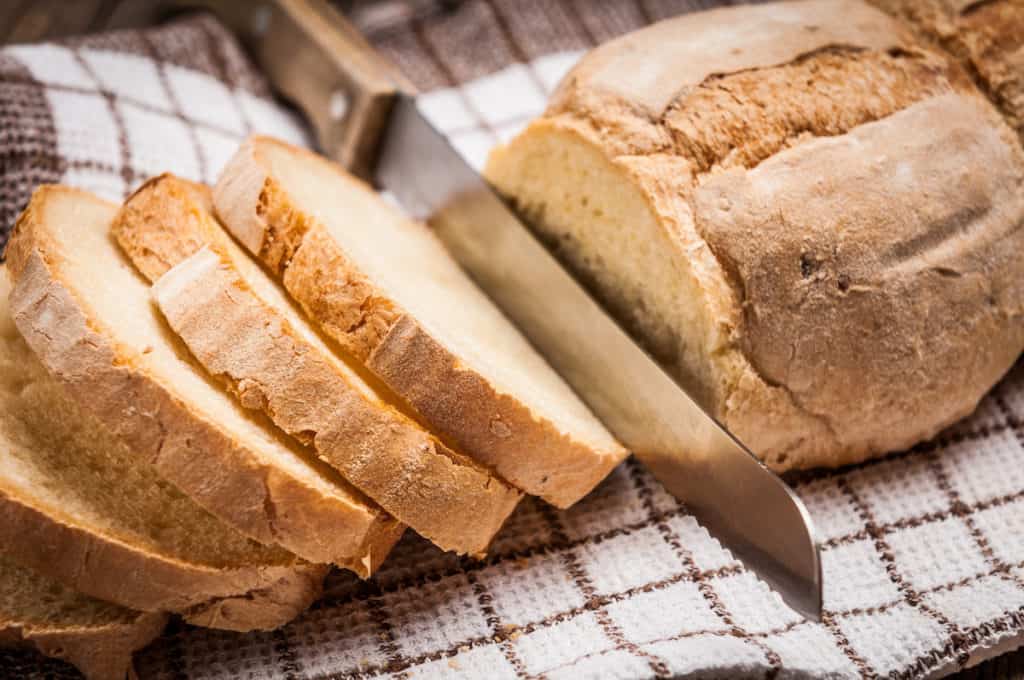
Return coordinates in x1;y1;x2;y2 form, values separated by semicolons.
0;266;325;631
486;0;1024;471
115;175;519;555
0;555;166;680
213;137;628;508
4;186;404;575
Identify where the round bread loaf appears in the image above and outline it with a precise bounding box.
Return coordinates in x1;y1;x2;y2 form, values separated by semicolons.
486;0;1024;471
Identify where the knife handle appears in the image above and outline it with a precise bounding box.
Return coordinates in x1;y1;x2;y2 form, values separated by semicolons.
170;0;411;181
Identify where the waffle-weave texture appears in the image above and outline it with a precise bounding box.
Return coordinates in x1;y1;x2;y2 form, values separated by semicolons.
1;3;1023;678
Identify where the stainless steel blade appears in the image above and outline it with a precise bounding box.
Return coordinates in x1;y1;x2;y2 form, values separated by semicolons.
376;94;822;620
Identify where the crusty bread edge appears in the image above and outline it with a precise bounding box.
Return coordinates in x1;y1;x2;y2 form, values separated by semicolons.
0;484;325;629
2;610;167;680
214;137;627;508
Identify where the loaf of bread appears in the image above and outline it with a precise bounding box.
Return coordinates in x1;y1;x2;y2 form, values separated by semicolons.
114;175;521;556
0;555;165;680
487;0;1024;470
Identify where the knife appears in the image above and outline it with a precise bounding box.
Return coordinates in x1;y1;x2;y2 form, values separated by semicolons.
164;0;823;620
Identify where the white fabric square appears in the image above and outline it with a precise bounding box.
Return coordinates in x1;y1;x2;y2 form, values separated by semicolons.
47;88;122;170
770;624;858;677
513;612;609;677
79;49;170;111
836;603;948;676
665;514;737;573
450;127;497;171
386;573;491;659
495;119;528;144
479;552;587;629
120;99;201;184
6;44;93;88
651;633;767;677
886;517;989;592
973;497;1024;565
798;478;864;541
560;466;649;542
632;465;681;516
285;603;392;677
848;455;949;525
574;524;682;596
236;90;311;147
547;648;654;680
407;644;519;680
417;87;478;134
533;51;585;93
60;164;125;204
925;574;1024;629
605;579;725;644
944;428;1024;506
822;539;902;612
165;63;247;135
714;571;804;634
462;64;548;125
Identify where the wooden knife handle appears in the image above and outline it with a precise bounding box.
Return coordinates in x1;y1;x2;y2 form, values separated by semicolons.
173;0;413;181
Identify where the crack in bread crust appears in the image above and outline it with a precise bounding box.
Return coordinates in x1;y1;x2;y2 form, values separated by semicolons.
868;0;1024;143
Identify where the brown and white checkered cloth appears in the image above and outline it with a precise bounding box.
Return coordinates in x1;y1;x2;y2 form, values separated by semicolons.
2;2;1024;678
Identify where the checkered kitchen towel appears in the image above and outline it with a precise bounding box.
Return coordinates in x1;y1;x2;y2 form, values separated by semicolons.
2;2;1024;678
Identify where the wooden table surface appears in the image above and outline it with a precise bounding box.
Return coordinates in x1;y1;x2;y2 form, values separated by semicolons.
0;1;1022;678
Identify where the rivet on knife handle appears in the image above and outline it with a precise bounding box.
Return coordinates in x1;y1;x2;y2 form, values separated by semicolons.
164;0;408;181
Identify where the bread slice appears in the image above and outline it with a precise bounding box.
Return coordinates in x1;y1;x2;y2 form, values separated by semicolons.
213;137;627;508
0;266;327;631
485;0;1024;470
0;555;166;680
4;186;404;575
114;175;521;555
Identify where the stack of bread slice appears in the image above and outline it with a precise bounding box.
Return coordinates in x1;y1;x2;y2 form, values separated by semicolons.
0;554;166;680
0;138;625;677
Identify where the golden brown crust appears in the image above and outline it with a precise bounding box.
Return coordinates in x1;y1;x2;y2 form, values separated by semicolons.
487;0;1024;470
869;0;1024;143
6;186;399;570
2;611;167;680
154;245;521;555
546;0;920;154
214;137;627;508
698;93;1024;467
0;485;326;627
